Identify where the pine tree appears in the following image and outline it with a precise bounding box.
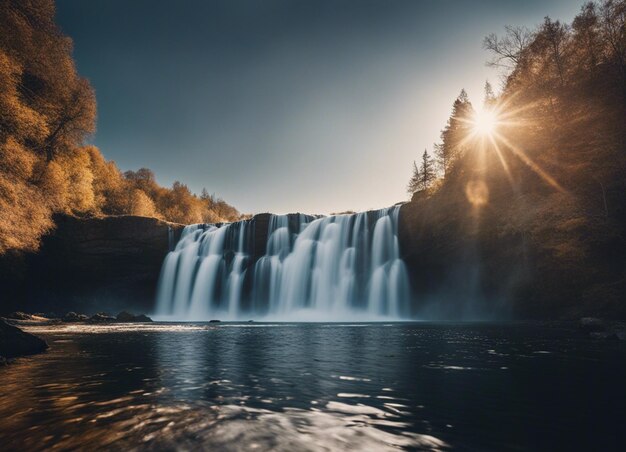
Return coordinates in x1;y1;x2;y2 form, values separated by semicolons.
484;80;496;106
439;90;474;175
433;142;446;176
407;160;421;195
420;149;436;190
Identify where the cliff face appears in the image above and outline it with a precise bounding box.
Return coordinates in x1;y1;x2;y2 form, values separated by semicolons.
397;183;626;320
397;194;528;320
0;215;184;315
2;205;622;320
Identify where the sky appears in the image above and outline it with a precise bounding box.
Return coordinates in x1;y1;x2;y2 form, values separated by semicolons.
56;0;582;215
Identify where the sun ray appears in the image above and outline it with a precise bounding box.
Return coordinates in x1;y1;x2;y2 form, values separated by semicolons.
488;134;516;187
493;131;565;193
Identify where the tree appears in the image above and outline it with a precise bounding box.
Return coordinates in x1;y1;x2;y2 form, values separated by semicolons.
599;0;626;96
439;89;474;175
419;149;436;190
0;0;96;251
433;143;446;177
484;81;496;106
483;25;534;71
407;160;421;195
84;146;127;215
129;189;159;217
0;138;52;253
572;2;603;77
0;0;96;163
532;17;570;87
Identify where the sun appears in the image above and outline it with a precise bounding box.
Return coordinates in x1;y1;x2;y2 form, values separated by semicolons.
472;108;499;137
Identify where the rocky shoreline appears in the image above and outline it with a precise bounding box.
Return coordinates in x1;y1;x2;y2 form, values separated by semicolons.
0;311;153;364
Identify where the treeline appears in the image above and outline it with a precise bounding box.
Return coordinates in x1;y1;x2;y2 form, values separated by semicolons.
409;0;625;195
0;0;241;254
404;0;626;317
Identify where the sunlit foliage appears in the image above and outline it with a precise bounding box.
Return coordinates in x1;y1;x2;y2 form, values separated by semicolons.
0;0;241;253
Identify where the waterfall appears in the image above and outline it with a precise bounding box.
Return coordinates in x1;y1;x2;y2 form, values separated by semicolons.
155;206;411;320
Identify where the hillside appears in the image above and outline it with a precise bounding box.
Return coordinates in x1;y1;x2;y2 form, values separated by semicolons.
401;1;626;319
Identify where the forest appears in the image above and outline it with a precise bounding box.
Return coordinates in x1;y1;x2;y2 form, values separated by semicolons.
403;0;626;318
0;0;242;255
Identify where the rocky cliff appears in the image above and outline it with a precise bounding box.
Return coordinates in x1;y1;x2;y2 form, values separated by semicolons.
397;194;527;320
0;215;184;315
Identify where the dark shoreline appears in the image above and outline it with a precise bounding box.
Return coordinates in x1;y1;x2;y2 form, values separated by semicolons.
0;310;154;363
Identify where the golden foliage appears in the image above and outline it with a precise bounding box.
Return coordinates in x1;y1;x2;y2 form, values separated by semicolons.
128;189;159;218
0;1;242;253
0;139;52;253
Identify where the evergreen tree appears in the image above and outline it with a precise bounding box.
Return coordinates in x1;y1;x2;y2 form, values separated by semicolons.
406;160;421;195
420;149;436;190
484;81;496;106
433;142;446;176
439;90;474;175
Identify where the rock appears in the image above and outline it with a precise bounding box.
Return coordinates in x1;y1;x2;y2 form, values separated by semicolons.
579;317;606;333
33;312;53;319
116;311;135;322
6;312;33;320
63;312;89;322
116;311;152;322
133;314;152;322
0;319;48;359
88;312;116;323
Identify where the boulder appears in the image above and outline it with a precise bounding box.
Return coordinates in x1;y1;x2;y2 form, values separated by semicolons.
63;311;89;322
116;311;153;322
0;319;48;359
6;312;33;320
88;312;116;323
116;311;135;322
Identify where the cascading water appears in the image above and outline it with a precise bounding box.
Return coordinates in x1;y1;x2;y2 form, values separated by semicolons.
155;206;411;320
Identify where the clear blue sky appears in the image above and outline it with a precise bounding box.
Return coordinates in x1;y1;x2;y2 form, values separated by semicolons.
56;0;582;215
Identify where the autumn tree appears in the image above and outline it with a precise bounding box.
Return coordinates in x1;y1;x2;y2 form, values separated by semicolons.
0;0;96;251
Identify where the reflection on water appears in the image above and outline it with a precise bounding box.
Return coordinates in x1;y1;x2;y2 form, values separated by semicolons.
0;323;625;450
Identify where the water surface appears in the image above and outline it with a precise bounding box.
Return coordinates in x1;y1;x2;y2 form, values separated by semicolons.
1;322;625;450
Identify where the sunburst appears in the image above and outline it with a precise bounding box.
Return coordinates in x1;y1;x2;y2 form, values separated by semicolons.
452;96;565;194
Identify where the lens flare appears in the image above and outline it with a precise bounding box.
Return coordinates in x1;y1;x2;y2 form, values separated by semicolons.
465;180;489;207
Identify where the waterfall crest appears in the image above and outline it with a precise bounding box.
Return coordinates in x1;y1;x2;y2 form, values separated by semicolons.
155;206;410;320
